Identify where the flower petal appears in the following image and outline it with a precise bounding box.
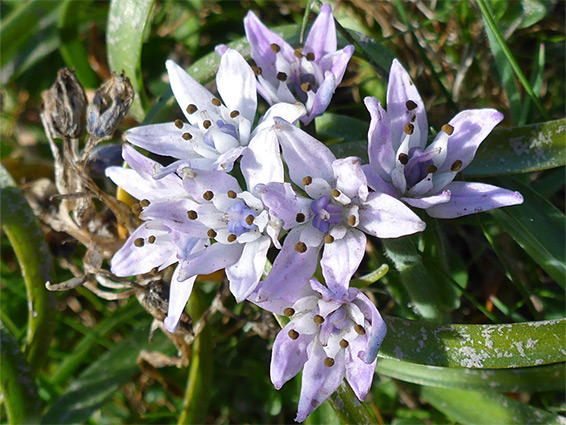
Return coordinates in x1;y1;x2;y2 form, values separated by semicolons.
321;229;366;297
387;59;428;149
401;190;451;209
166;60;216;125
306;71;335;123
181;168;241;200
216;49;257;123
178;242;244;281
274;117;336;186
440;109;504;173
318;45;355;87
254;102;306;134
256;182;311;230
333;157;368;201
303;4;336;60
296;343;345;422
241;128;284;191
226;236;270;302
426;181;524;218
164;267;196;332
270;320;314;389
361;164;396;197
353;292;387;364
358;192;426;238
364;97;395;179
345;335;377;401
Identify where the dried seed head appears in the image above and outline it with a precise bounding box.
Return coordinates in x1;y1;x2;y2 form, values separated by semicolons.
203;191;214;201
354;324;366;335
86;71;134;139
302;176;313;186
288;329;299;340
404;123;414;135
296;213;305;223
398;153;409;165
227;233;237;242
283;308;295;317
41;68;87;139
442;124;454;135
187;210;198;220
451;160;463;172
134;238;145;247
294;242;307;253
313;314;324;324
324;357;335;367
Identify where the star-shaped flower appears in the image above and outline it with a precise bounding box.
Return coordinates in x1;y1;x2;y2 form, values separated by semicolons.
363;59;524;218
254;278;387;423
242;4;354;124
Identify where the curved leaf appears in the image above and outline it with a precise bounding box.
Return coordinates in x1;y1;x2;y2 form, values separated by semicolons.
380;316;566;369
377;359;565;392
422;386;565;425
0;165;56;375
107;0;155;121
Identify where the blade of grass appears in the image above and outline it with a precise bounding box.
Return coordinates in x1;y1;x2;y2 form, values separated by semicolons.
476;0;549;121
519;42;545;126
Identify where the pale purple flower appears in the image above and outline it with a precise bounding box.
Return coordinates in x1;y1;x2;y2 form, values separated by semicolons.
242;4;354;125
124;48;305;174
363;59;524;218
254;278;387;422
253;118;425;303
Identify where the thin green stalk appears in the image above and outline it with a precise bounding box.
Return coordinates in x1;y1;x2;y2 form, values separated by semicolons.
475;0;549;120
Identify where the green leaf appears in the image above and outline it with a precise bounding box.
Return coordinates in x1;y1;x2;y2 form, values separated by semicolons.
41;323;173;424
328;381;378;425
377;359;565;392
380;316;566;368
107;0;155;121
421;386;565;424
476;0;548;121
464;118;566;177
0;165;57;375
491;176;566;288
1;324;42;424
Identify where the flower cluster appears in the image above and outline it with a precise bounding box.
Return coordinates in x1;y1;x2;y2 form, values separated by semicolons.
107;5;523;421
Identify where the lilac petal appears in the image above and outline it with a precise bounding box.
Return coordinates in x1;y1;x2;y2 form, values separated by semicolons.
244;11;295;75
140;200;209;236
362;164;397;197
333;157;368;201
402;190;451;209
256;182;310;230
345;335;377;401
321;229;366;297
440;109;504;173
364;97;395;179
241;128;284;191
214;43;229;57
270;320;314;389
358;192;426;238
387;59;428;150
164;267;196;332
166;60;215;125
249;278;314;315
353;292;388;364
124;122;202;160
226;236;270;302
181;168;241;200
256;227;321;303
426;181;524;219
273;117;336;186
296;343;345;422
178;242;244;281
305;71;335;123
216;49;257;123
318;45;355;87
254;102;306;133
110;224;176;276
212;146;246;172
303;4;336;60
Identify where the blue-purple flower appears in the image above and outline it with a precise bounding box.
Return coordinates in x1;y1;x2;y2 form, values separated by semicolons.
363;59;524;218
124;48;304;174
254;278;387;422
253;118;425;303
242;4;354;125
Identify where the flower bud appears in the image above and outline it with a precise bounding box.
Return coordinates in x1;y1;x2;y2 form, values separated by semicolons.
41;68;87;139
86;71;134;139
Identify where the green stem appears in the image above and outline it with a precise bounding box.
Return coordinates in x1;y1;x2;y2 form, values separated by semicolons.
178;286;214;425
0;165;57;375
328;381;378;424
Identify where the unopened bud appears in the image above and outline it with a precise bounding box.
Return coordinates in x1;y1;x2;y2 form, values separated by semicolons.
41;68;87;139
86;71;134;139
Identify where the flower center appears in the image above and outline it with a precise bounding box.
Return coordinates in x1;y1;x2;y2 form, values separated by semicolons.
310;196;342;233
225;201;257;236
